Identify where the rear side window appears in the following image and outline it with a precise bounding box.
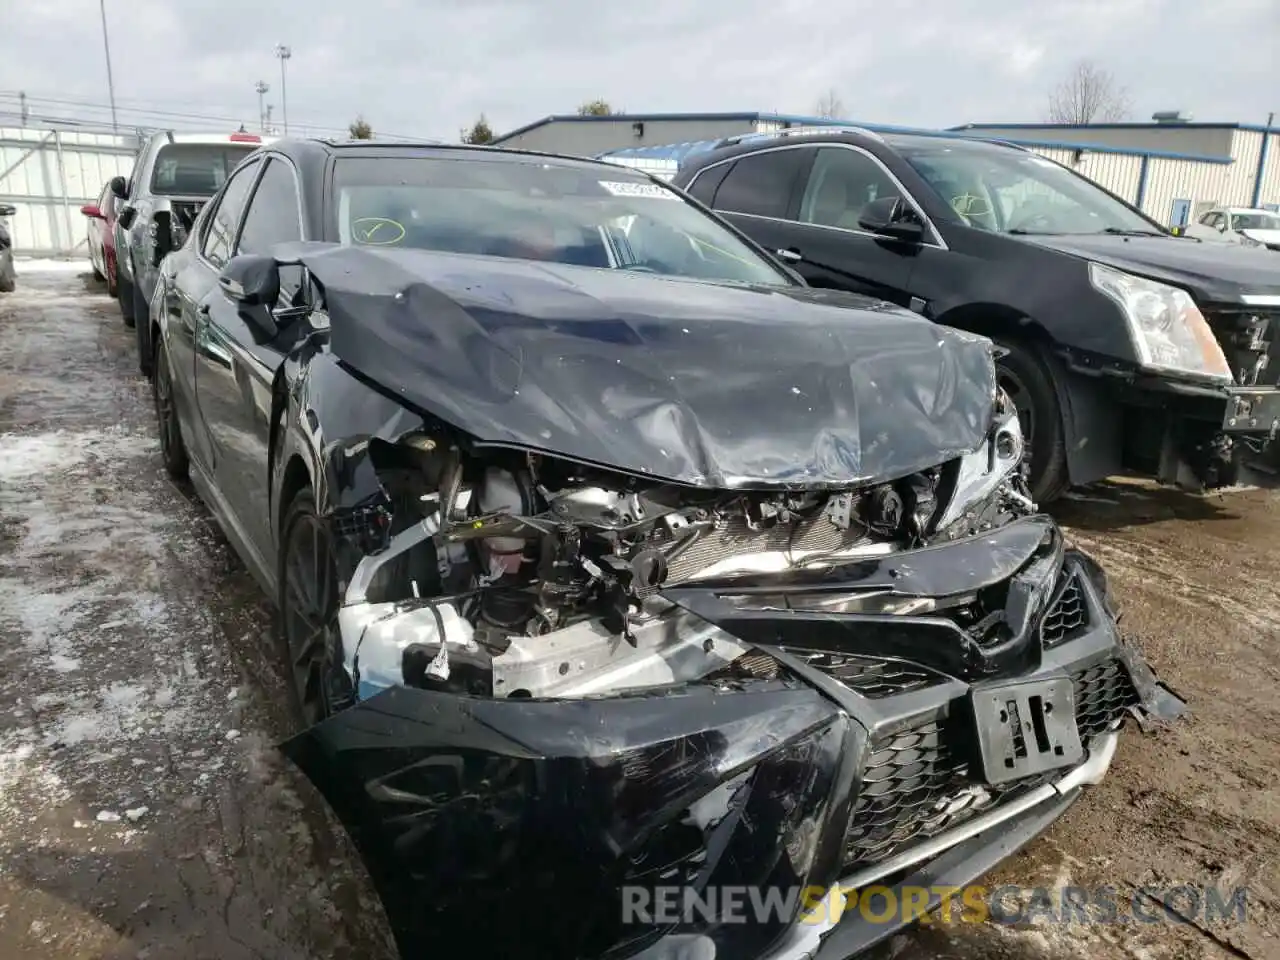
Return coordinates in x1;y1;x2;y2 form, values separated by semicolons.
683;163;730;206
151;143;260;197
711;150;806;219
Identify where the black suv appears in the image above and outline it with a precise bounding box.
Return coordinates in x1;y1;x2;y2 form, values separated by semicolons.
673;129;1280;502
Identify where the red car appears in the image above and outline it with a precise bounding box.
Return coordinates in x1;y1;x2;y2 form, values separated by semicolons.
81;180;119;296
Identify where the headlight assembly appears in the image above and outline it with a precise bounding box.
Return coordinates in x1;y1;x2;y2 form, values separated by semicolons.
1240;234;1262;249
1089;262;1232;383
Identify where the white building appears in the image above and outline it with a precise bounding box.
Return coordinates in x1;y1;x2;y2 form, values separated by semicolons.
951;118;1279;227
492;112;1279;228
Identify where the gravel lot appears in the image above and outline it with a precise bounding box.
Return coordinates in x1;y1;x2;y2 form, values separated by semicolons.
2;262;1277;960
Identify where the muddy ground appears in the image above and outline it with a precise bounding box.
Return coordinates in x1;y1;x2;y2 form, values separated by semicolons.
1;262;1276;960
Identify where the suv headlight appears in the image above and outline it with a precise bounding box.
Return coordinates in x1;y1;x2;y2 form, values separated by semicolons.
1240;234;1262;248
1089;262;1232;383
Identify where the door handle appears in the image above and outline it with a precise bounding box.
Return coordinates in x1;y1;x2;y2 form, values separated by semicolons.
776;248;802;263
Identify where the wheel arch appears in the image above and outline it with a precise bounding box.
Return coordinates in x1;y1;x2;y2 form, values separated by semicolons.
933;302;1117;492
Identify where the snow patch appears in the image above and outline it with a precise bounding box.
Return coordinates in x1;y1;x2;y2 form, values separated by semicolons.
15;258;93;275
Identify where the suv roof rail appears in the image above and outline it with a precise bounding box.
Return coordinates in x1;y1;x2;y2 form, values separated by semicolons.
720;125;888;148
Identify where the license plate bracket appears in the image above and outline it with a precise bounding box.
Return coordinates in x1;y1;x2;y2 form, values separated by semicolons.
971;676;1084;785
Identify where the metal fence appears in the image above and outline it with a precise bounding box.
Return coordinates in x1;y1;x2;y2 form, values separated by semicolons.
0;125;138;257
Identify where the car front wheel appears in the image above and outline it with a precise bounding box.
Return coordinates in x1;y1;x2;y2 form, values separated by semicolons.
278;490;343;729
152;338;189;480
995;338;1070;504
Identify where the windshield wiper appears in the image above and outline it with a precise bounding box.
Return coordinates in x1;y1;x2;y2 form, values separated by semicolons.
1097;227;1169;237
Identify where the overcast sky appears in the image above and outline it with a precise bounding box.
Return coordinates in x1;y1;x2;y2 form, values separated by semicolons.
1;0;1276;140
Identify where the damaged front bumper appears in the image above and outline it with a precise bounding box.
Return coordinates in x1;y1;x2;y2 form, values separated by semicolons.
284;516;1184;960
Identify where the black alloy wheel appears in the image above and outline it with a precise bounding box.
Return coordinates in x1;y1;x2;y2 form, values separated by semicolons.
152;339;189;480
279;491;341;728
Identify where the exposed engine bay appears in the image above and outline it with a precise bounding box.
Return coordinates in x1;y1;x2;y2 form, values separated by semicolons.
334;393;1035;704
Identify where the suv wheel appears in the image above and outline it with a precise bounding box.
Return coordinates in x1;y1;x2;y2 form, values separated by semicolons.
995;339;1070;504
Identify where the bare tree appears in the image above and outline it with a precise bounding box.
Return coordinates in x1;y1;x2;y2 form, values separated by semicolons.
1047;61;1132;124
348;115;373;139
813;88;846;120
461;114;495;144
577;99;616;116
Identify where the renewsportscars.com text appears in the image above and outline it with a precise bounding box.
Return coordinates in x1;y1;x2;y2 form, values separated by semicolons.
622;883;1248;927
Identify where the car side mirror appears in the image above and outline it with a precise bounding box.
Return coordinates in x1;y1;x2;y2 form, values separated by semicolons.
109;176;128;200
858;196;925;243
1217;222;1228;233
81;204;104;219
0;203;15;217
218;255;281;339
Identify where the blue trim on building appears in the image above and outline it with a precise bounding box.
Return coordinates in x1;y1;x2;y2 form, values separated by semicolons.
948;121;1279;133
1253;129;1274;207
1135;155;1151;209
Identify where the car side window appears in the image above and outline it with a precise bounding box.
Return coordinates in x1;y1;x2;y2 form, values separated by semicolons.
684;164;730;207
97;181;114;216
200;160;261;269
798;147;903;231
236;159;303;256
711;150;806;219
236;158;305;304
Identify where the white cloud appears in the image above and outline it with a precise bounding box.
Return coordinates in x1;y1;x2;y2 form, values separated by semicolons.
0;0;1275;140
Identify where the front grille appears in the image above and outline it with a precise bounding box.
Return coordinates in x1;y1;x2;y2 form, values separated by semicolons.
1041;575;1089;648
842;658;1140;870
1202;305;1280;387
1073;658;1139;739
785;651;940;698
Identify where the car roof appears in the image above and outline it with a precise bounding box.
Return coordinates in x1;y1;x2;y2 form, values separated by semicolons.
679;128;1029;171
264;137;657;177
157;131;277;147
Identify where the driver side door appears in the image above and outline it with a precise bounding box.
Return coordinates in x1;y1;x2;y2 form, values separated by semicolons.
194;156;305;582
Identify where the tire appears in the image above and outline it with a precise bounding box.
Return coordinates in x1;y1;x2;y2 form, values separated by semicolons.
152;338;189;481
135;278;153;378
278;490;342;729
995;339;1070;504
119;265;136;327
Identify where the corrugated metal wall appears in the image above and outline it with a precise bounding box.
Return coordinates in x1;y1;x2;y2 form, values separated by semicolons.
0;127;138;256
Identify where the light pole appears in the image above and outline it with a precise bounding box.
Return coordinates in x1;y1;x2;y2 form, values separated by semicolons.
99;0;119;132
274;45;292;135
255;80;269;133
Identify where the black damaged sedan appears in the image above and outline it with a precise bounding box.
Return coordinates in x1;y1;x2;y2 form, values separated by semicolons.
147;139;1181;960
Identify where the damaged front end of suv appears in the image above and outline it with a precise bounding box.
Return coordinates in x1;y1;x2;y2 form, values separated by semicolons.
280;247;1182;960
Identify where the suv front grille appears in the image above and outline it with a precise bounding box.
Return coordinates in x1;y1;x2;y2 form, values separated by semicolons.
842;658;1138;871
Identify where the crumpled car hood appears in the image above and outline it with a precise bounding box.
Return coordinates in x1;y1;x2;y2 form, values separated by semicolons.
299;245;998;488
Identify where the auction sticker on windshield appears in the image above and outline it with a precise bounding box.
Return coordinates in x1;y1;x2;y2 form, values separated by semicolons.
599;181;678;199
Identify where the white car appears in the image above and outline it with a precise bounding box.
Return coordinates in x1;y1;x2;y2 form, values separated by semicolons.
1187;206;1280;251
